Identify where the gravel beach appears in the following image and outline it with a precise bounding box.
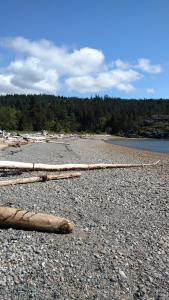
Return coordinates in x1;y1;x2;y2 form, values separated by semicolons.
0;136;169;300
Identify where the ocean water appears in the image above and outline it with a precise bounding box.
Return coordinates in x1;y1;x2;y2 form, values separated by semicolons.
110;139;169;153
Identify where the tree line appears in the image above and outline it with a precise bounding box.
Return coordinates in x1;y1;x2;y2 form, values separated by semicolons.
0;94;169;137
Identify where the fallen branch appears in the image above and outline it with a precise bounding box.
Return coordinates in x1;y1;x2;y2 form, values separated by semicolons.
48;141;70;145
0;172;81;186
0;206;74;233
0;160;160;172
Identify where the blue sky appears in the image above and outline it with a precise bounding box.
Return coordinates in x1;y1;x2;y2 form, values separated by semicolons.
0;0;168;98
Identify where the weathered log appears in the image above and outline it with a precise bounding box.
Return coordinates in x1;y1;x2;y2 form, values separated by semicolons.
0;206;74;233
0;160;160;171
0;172;81;186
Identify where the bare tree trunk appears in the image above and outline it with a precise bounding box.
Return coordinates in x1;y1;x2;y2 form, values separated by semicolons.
0;173;81;186
0;160;160;171
0;207;74;233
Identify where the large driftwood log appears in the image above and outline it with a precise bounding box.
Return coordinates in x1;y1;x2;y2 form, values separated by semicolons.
0;207;74;233
0;173;81;186
0;160;160;171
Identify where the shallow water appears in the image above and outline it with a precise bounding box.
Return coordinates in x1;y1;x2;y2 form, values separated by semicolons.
110;138;169;153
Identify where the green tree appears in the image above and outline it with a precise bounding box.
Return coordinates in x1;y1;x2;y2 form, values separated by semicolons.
0;107;17;130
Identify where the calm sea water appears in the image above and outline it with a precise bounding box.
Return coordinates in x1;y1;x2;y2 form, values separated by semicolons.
110;139;169;153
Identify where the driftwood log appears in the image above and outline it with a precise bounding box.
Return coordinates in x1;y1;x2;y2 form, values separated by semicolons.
0;160;160;172
0;173;81;186
0;207;74;233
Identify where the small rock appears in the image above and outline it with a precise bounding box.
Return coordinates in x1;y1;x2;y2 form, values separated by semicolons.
0;278;7;286
119;269;127;279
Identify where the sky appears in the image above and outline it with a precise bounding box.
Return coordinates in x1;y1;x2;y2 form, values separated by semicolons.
0;0;169;98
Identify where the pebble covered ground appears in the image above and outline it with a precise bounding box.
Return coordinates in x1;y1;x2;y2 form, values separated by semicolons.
0;137;169;300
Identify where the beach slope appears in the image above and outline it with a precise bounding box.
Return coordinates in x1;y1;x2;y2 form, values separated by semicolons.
0;136;168;299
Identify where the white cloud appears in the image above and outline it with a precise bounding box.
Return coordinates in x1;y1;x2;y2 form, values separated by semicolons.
0;37;162;94
1;37;104;76
0;73;39;94
66;69;141;93
147;88;155;94
137;58;162;74
114;59;130;69
68;47;104;76
7;57;60;92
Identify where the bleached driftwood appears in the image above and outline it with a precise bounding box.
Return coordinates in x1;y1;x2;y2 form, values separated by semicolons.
0;172;81;186
0;160;160;172
0;206;74;233
48;142;70;145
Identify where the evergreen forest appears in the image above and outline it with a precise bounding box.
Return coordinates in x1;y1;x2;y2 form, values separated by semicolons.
0;95;169;138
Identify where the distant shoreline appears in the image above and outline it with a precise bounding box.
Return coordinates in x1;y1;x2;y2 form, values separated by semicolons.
0;134;169;156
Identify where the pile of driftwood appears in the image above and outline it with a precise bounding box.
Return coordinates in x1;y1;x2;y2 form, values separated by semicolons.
0;159;160;234
0;131;67;147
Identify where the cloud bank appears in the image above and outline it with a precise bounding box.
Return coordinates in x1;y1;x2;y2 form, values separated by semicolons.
0;37;162;94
